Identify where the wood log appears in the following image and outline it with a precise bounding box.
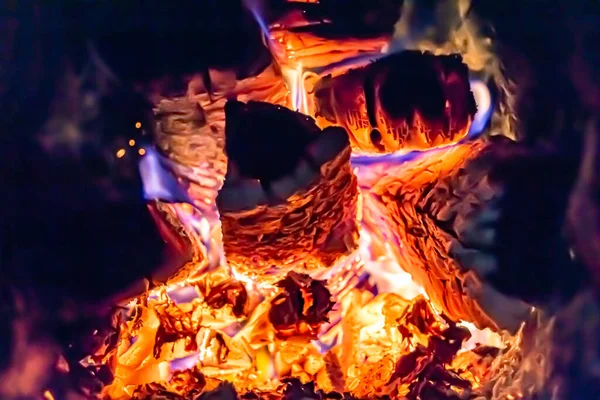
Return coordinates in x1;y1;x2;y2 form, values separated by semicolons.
148;65;290;215
313;51;477;154
362;133;594;332
361;138;531;331
217;101;359;281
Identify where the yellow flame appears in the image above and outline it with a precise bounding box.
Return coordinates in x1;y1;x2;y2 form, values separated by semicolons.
116;148;126;158
282;64;304;113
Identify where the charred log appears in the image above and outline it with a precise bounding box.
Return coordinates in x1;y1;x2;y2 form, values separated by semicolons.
147;63;289;214
217;101;359;280
472;0;599;147
313;51;476;154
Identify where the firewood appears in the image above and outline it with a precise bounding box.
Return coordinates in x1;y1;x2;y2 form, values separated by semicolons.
362;138;531;331
217;101;359;280
148;64;290;214
313;51;477;154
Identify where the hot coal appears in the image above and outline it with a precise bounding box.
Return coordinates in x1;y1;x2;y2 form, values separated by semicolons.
268;272;334;340
204;280;248;318
153;299;200;359
279;378;367;400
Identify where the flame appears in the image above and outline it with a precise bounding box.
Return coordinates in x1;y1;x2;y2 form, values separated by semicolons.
281;64;309;113
469;79;493;136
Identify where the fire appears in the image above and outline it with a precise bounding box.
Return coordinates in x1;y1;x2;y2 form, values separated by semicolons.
99;146;513;398
88;2;542;399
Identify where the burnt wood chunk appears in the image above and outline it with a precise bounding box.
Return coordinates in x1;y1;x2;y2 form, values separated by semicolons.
268;272;334;340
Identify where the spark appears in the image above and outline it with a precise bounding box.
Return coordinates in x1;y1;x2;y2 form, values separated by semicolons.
43;391;55;400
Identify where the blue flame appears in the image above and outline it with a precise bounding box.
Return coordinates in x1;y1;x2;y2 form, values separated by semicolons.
170;353;200;372
243;0;271;44
139;146;193;204
468;79;493;137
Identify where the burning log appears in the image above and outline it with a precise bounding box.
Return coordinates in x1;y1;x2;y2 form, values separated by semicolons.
270;28;389;71
149;64;290;212
313;51;477;154
364;133;591;331
362;138;531;331
266;0;400;70
217;101;359;280
269;0;403;37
